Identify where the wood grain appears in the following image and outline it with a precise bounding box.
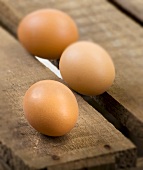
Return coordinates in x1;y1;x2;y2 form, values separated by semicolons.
131;157;143;170
1;0;142;142
0;159;11;170
0;0;21;36
0;27;136;169
137;158;143;168
110;0;143;23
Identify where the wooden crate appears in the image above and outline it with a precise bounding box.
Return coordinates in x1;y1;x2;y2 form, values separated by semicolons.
0;0;143;169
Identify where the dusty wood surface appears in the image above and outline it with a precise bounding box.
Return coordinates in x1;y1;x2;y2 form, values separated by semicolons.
0;27;136;169
1;0;142;143
110;0;143;23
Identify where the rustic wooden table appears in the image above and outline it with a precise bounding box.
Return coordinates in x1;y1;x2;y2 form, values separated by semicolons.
0;0;143;169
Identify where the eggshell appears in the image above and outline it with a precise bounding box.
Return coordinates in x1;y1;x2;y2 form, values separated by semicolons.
59;41;115;96
18;9;79;59
23;80;79;136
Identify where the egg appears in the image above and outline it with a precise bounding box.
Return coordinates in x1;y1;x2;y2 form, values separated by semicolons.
23;80;79;136
17;9;79;59
59;41;115;96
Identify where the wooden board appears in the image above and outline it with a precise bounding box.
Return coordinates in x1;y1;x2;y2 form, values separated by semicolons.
132;158;143;170
109;0;143;24
0;159;11;170
0;27;136;169
1;0;143;144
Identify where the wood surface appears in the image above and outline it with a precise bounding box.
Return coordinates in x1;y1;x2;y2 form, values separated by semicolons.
110;0;143;23
0;0;143;169
131;158;143;170
0;0;142;142
0;27;136;169
0;159;11;170
137;158;143;168
0;0;21;36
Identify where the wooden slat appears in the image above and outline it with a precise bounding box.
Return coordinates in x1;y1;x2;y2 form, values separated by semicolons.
110;0;143;23
0;0;21;36
131;157;143;170
0;27;136;169
1;0;142;146
0;159;11;170
137;158;143;168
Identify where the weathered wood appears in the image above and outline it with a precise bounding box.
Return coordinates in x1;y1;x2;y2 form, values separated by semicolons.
0;27;136;169
0;0;21;36
109;0;143;24
1;0;142;144
137;158;143;168
131;157;143;170
0;159;11;170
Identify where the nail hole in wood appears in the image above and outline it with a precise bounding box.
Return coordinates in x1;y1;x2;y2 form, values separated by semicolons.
104;144;111;150
52;155;60;160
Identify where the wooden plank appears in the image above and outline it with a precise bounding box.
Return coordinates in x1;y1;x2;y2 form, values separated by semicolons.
131;157;143;170
0;159;11;170
0;27;136;169
1;0;143;146
137;158;143;169
0;0;21;36
109;0;143;24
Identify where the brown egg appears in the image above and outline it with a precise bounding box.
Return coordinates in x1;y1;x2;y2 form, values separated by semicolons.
17;9;78;59
23;80;79;136
59;41;115;96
